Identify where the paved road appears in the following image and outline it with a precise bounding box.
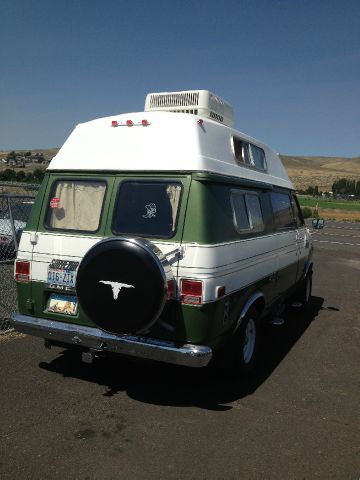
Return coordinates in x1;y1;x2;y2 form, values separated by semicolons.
310;219;360;251
0;225;359;479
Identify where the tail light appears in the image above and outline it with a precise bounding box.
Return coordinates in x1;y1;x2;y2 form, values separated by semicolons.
15;260;30;283
180;279;203;305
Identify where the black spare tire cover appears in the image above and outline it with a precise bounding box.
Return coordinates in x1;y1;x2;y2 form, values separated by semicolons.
76;237;169;335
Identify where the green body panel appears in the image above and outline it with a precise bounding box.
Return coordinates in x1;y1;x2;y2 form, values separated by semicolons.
21;275;279;351
25;279;231;347
17;283;33;315
182;180;237;244
25;176;50;231
183;177;276;244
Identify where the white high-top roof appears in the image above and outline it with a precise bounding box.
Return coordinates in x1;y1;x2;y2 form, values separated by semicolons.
48;110;293;190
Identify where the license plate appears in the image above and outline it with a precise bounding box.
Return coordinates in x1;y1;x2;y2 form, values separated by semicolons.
47;293;78;316
47;260;79;288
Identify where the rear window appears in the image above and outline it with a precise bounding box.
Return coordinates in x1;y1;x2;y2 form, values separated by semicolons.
112;181;182;238
45;180;107;232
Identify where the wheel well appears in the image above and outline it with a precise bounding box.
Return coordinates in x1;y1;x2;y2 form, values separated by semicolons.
252;296;265;316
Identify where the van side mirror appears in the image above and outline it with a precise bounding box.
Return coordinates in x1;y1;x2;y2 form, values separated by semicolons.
312;218;325;229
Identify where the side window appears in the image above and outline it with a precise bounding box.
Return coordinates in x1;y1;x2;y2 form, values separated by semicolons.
233;138;251;166
292;194;304;227
250;144;266;170
231;191;264;234
232;137;267;171
270;192;295;230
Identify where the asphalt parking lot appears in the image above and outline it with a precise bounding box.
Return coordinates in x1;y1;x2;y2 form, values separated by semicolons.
0;221;359;479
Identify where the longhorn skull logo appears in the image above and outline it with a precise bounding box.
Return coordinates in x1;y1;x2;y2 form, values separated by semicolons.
99;281;135;300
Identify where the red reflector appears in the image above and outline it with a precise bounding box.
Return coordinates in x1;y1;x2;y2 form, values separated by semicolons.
217;286;226;298
141;119;149;126
111;120;118;127
126;120;133;126
15;260;30;283
180;279;203;305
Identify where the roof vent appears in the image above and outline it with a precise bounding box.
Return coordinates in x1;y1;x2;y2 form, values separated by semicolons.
144;90;233;127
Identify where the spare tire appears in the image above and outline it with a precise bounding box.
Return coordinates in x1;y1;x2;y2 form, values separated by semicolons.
76;237;173;335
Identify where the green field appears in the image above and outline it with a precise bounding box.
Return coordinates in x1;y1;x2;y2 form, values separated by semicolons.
298;196;360;211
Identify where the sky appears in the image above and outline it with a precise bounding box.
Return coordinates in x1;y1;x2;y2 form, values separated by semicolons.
0;0;359;157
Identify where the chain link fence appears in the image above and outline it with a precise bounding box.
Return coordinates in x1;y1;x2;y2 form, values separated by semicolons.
0;182;40;332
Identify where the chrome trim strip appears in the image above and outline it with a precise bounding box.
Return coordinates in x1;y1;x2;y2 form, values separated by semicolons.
240;291;265;320
233;291;265;335
10;314;212;368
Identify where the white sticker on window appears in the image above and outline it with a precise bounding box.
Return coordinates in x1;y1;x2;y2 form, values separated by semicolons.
142;203;157;219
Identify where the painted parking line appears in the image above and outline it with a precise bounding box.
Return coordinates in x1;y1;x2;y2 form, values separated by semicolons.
314;233;360;239
313;239;360;246
323;226;360;231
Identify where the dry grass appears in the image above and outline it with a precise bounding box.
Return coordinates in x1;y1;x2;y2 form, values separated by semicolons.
316;209;360;222
280;155;360;191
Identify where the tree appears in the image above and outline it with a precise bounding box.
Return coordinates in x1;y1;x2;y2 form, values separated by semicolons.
16;170;26;182
0;169;17;181
356;181;360;197
33;168;45;183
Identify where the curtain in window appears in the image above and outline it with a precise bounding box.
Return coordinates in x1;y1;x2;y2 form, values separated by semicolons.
166;184;182;231
49;181;106;231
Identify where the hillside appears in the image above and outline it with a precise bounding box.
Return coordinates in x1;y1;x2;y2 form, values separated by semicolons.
280;155;360;191
1;148;359;192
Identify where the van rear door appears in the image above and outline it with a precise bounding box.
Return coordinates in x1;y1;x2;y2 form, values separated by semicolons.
30;175;114;322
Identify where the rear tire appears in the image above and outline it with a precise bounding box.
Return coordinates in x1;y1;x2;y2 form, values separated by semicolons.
215;306;261;378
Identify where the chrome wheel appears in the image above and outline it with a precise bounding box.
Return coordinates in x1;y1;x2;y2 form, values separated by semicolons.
243;318;256;364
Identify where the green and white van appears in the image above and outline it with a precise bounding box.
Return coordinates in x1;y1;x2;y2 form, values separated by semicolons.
11;90;313;374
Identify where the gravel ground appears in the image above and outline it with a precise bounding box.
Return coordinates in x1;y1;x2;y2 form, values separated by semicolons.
0;262;17;332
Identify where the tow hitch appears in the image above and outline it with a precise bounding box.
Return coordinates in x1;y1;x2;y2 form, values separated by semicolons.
81;345;107;364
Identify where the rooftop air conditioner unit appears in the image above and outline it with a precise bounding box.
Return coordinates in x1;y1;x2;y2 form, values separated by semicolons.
144;90;233;127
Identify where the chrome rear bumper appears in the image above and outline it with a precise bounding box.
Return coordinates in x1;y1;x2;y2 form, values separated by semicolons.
11;314;212;368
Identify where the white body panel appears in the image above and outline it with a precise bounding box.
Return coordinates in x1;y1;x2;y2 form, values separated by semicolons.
21;232;181;285
19;227;309;304
48;112;292;190
177;229;305;302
